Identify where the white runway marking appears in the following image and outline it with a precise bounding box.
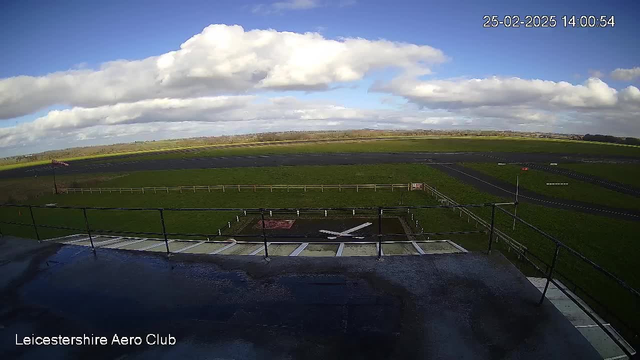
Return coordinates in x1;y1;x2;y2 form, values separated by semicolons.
319;222;372;239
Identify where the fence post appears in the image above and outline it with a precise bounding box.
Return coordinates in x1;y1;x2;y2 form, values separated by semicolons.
487;204;496;254
158;209;170;255
28;205;41;242
260;210;269;259
377;207;383;259
82;208;95;251
539;244;561;305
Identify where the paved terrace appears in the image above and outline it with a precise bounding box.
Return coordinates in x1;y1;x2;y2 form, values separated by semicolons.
0;236;600;359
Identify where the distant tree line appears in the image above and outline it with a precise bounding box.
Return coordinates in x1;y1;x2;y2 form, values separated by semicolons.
582;134;640;146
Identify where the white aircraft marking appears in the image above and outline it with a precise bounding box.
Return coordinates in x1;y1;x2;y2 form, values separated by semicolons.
319;222;372;239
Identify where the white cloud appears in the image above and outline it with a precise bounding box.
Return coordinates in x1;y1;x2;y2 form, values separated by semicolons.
588;69;604;78
2;93;639;156
375;76;639;110
1;24;640;156
611;67;640;81
0;24;445;120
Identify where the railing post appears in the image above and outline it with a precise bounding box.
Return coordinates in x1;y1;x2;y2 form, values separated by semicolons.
260;209;269;259
82;208;95;251
28;205;40;242
540;244;561;305
377;207;383;259
158;209;170;255
487;204;496;253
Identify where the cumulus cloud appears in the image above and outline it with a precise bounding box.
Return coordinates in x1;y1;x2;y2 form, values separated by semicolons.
375;76;639;110
1;24;639;156
611;67;640;81
0;24;444;120
2;93;639;156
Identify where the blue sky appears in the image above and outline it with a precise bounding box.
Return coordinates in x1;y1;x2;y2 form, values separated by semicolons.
0;0;639;156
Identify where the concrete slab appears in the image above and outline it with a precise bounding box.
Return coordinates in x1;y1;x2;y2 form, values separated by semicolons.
217;243;263;255
299;243;338;257
417;241;460;254
118;239;162;250
578;326;628;359
341;243;378;256
180;241;232;254
382;242;419;255
147;241;194;253
254;244;299;256
528;277;634;359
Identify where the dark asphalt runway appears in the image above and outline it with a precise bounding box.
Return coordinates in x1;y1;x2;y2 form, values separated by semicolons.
429;164;640;221
3;151;639;221
0;237;600;360
3;151;640;179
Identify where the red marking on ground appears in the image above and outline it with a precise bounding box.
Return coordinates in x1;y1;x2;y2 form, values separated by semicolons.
255;220;296;229
521;167;529;171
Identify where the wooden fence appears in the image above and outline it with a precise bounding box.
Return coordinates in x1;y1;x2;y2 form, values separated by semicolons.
60;183;426;194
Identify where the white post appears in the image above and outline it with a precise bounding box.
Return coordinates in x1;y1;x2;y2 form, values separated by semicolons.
297;210;300;217
228;222;231;228
324;210;327;217
236;216;239;222
218;229;221;235
269;210;273;217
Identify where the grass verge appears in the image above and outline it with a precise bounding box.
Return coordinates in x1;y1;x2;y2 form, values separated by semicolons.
462;163;640;211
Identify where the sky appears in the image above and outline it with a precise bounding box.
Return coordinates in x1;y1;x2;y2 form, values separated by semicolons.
0;0;639;157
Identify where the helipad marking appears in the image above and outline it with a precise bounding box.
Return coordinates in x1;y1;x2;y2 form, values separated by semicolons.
319;222;372;239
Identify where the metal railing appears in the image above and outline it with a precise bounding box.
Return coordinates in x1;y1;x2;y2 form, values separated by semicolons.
0;199;637;357
422;184;638;357
58;183;423;194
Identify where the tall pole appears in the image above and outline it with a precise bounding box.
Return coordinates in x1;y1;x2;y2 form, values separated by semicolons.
377;207;383;259
28;205;40;242
158;209;170;255
487;204;496;253
260;209;269;259
83;208;95;252
52;165;58;195
512;175;519;230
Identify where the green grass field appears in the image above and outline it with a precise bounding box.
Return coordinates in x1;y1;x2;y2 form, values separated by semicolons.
462;163;640;211
95;137;640;164
1;163;638;336
4;136;640;172
559;163;640;188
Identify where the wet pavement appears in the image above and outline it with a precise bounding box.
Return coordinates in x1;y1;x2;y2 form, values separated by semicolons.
0;236;600;359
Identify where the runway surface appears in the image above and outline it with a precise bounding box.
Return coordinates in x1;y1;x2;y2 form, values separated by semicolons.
3;151;639;220
3;151;640;179
428;164;640;221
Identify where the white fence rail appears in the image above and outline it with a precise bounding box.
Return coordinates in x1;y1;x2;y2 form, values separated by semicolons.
423;183;528;255
61;183;425;194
